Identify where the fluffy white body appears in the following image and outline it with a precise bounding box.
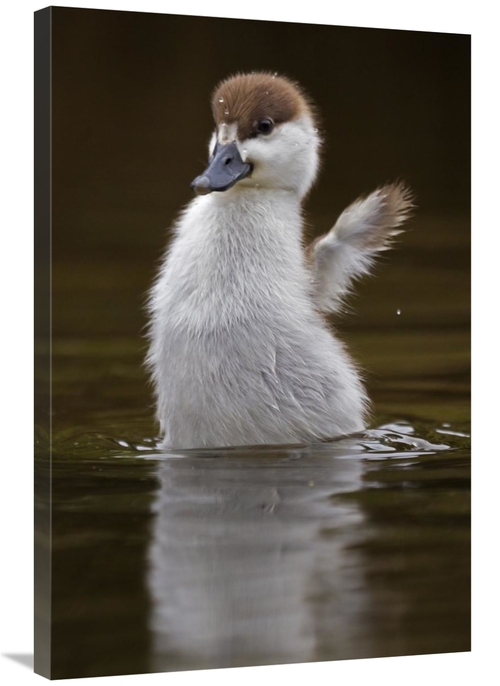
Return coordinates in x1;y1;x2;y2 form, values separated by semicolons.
147;75;412;449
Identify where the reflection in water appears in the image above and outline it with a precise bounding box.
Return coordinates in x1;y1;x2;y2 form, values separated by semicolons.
145;425;463;671
147;445;366;670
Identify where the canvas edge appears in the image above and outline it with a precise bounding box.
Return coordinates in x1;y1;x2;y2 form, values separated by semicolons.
34;5;52;680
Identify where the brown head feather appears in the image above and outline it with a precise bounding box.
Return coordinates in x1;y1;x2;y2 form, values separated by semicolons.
212;72;316;141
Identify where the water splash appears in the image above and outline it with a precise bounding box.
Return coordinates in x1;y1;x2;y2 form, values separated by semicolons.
52;419;469;463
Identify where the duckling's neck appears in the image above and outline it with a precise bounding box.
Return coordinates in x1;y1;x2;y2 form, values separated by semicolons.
214;185;302;205
190;188;304;270
168;187;310;325
193;186;303;243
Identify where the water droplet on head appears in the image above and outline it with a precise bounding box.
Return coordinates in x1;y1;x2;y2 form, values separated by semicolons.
218;97;224;103
265;91;269;95
272;71;278;78
224;109;229;115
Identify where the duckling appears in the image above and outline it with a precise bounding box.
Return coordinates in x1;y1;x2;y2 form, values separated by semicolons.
147;72;413;449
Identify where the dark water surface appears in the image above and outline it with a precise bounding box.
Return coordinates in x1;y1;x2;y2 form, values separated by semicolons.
43;214;470;679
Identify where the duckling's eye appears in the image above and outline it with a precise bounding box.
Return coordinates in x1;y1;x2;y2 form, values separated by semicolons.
256;118;274;135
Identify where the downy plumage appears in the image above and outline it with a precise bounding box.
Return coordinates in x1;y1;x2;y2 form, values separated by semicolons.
147;72;413;449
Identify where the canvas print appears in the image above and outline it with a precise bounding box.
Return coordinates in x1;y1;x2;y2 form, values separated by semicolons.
34;6;471;679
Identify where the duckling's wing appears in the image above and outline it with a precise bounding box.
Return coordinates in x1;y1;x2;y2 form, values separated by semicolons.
307;182;414;314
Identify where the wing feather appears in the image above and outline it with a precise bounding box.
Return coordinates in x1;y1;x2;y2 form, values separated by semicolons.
307;182;414;313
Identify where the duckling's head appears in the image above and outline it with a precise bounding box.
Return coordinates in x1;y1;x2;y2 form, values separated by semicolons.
191;72;321;200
